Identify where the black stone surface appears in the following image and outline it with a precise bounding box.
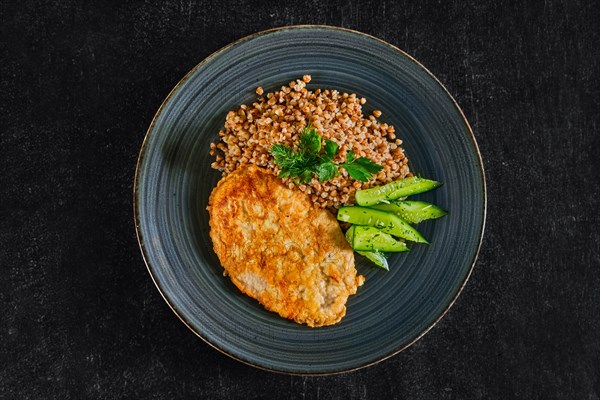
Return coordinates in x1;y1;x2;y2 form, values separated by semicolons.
2;1;599;398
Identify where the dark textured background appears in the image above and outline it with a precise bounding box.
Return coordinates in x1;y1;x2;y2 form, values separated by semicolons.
2;0;599;398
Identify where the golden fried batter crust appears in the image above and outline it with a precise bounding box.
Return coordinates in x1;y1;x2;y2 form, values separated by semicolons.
207;165;364;327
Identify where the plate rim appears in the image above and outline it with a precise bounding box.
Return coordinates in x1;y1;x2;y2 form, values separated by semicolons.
133;24;487;375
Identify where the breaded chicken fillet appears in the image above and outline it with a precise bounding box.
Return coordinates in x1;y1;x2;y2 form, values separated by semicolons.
207;165;364;327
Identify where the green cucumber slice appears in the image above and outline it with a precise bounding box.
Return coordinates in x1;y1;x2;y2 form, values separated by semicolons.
370;200;447;224
337;206;428;243
345;226;390;270
358;251;389;270
351;226;410;252
355;176;442;206
346;224;356;244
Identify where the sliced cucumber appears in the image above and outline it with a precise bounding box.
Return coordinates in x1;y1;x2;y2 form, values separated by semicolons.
370;200;447;224
337;206;428;243
355;176;442;206
359;251;389;270
345;226;389;270
351;226;410;252
346;224;356;244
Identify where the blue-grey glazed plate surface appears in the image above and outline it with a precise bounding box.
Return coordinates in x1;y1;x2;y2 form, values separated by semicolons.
134;26;486;375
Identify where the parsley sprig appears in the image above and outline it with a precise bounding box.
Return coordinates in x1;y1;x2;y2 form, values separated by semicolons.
269;124;383;183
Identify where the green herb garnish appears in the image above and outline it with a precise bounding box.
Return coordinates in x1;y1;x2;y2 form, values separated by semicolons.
269;124;383;183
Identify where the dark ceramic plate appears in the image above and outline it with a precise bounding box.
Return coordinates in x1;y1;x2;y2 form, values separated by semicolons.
134;26;486;375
